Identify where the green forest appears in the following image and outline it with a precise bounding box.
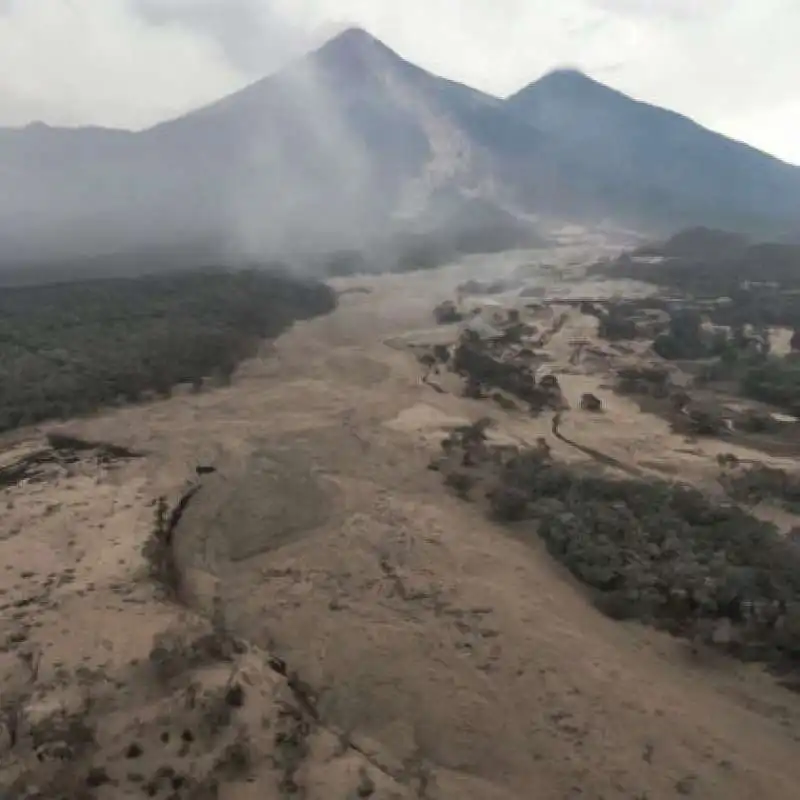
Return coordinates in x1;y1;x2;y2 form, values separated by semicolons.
0;268;335;433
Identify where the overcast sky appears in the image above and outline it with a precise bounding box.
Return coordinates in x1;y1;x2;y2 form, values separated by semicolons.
1;0;798;164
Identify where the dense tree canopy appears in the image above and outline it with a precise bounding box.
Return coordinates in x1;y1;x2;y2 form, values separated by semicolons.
0;268;335;432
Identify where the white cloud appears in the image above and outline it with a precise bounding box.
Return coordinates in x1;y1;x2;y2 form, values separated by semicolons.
720;99;800;165
0;0;243;128
0;0;798;164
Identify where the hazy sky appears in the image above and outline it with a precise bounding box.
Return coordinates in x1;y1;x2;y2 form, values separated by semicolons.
1;0;798;164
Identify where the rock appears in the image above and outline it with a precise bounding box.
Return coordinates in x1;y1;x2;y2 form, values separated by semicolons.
579;393;603;412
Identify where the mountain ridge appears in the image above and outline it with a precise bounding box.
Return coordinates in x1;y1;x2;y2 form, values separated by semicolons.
8;32;796;169
510;66;799;168
507;58;800;233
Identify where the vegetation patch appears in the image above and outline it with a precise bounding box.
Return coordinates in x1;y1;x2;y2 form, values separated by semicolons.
593;229;800;420
719;461;800;512
0;267;336;432
435;422;800;673
739;358;800;413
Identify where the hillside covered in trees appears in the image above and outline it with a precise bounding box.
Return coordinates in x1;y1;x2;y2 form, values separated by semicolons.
0;268;336;432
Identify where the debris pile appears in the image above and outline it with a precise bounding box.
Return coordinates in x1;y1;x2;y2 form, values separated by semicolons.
0;434;144;489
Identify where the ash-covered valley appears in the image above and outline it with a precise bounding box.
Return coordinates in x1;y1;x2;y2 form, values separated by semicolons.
3;231;800;800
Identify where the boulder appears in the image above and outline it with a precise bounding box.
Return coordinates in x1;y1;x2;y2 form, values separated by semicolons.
580;393;603;412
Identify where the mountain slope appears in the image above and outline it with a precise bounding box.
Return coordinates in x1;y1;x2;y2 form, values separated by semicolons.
0;29;547;264
506;69;800;233
2;30;800;266
138;27;555;254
